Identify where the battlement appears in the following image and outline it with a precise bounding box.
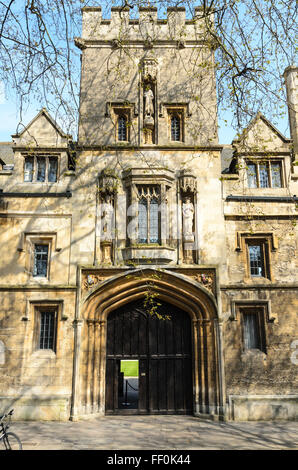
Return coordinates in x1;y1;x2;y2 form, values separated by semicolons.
80;6;213;43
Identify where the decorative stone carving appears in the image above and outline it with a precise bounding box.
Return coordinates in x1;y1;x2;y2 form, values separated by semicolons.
179;170;197;194
195;273;214;293
144;88;154;117
141;58;157;145
143;85;155;144
141;58;158;82
98;170;118;264
101;194;114;242
84;274;106;290
98;169;118;195
182;197;194;242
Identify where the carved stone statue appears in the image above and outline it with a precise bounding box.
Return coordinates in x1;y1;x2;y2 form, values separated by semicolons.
101;195;114;241
182;197;194;241
144;88;154;116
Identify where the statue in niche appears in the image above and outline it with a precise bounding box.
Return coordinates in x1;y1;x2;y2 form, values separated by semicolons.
144;87;154;117
182;197;194;242
101;195;114;241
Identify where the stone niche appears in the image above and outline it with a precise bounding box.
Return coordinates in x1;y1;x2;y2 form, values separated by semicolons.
179;170;198;264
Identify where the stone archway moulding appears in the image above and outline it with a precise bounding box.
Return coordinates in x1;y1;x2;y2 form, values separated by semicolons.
70;267;225;421
82;267;218;323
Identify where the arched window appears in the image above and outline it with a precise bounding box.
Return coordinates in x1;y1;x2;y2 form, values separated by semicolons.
118;115;127;141
171;114;181;141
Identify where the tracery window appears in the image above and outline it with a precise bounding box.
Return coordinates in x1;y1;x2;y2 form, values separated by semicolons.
137;185;160;244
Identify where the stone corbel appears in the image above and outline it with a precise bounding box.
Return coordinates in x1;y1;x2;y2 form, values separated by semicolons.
179;170;197;194
98;170;119;196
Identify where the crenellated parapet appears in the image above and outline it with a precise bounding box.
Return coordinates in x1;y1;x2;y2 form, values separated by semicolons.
78;6;214;45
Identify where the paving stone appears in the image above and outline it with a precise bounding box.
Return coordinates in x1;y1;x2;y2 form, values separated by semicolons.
5;416;298;450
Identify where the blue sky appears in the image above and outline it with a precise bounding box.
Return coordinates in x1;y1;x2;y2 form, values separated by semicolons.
0;86;290;144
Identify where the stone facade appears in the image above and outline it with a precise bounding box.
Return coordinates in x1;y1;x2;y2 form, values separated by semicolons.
0;7;297;421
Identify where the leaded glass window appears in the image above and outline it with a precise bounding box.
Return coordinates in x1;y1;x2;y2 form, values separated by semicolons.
247;163;257;188
137;186;160;244
248;244;264;277
118;115;127;141
259;163;269;188
24;156;34;182
246;160;283;188
37;157;46;182
23;154;59;182
171;115;181;141
33;244;49;277
271;162;282;188
39;311;56;350
48;157;58;182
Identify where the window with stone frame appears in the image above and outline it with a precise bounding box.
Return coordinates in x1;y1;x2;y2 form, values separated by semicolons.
246;238;270;279
111;107;131;143
236;232;276;281
137;185;161;244
34;306;57;352
117;114;128;142
246;159;284;188
33;243;50;277
239;307;267;353
23;154;58;183
124;169;174;249
168;109;184;142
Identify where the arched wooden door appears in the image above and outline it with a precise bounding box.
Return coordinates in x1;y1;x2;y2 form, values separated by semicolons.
105;299;193;414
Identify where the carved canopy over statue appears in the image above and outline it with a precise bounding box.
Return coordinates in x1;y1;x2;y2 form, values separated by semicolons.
141;58;158;83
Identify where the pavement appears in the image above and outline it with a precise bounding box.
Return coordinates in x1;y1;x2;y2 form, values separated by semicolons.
3;415;298;450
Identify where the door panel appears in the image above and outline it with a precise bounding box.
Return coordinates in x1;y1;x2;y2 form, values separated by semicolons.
105;299;193;414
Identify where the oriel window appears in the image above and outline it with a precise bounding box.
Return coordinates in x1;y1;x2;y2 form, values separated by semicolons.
137;186;160;244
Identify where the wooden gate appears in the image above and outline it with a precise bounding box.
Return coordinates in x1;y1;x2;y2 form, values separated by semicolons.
105;299;193;414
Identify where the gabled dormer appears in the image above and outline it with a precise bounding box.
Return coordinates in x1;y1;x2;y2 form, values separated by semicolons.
10;109;73;184
232;112;292;155
12;108;71;148
229;113;293;191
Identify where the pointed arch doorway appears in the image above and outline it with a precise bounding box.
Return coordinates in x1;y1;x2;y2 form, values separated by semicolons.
105;299;193;414
73;268;225;421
